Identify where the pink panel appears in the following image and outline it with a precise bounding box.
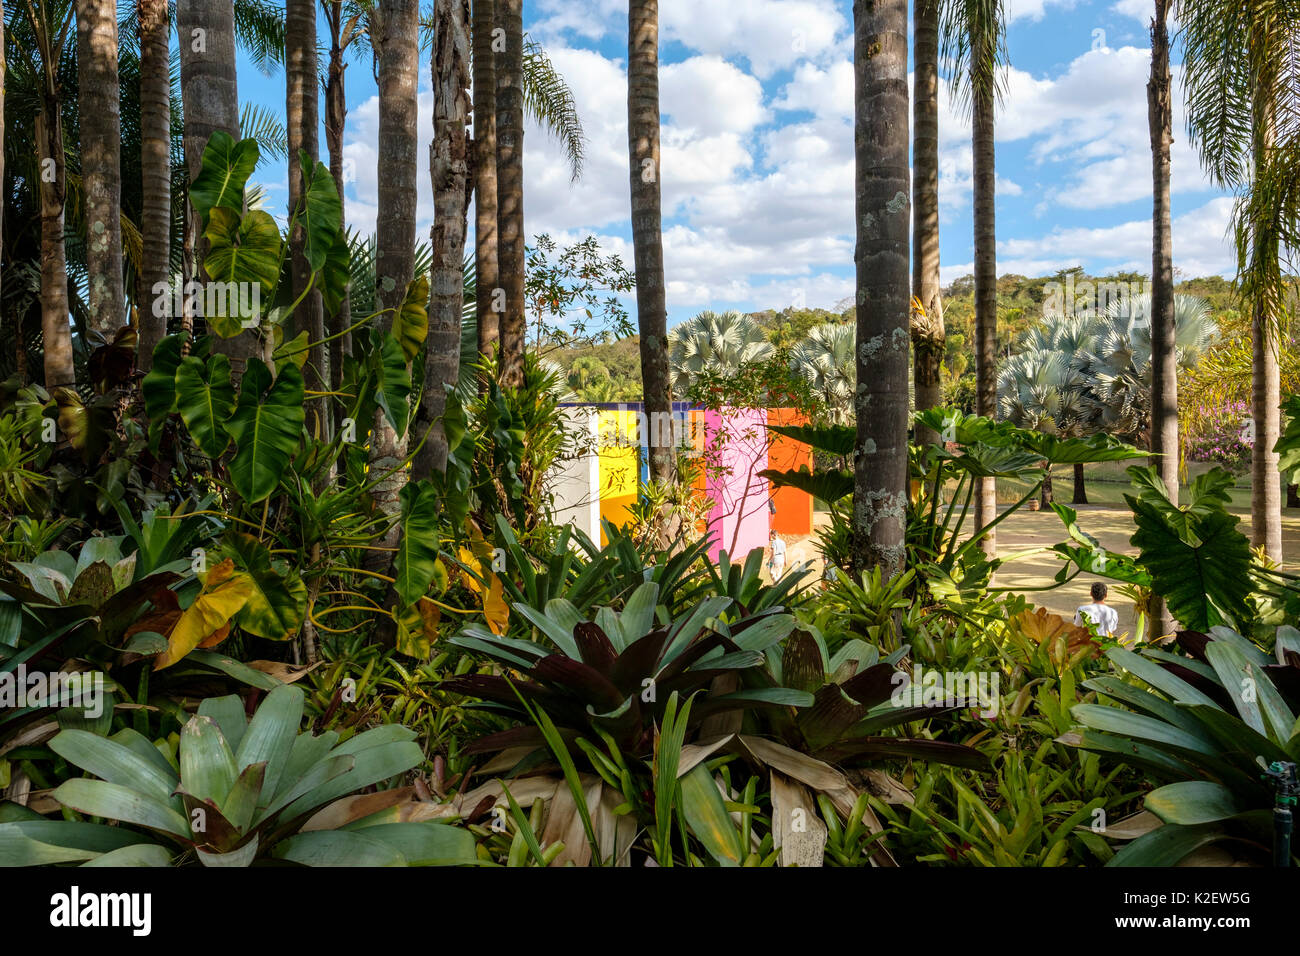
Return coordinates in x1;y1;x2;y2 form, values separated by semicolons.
704;408;771;563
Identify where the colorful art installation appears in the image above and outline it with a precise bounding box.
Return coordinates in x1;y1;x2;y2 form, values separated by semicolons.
547;403;814;558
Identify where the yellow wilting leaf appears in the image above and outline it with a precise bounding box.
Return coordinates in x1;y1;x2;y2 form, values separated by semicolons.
154;559;256;670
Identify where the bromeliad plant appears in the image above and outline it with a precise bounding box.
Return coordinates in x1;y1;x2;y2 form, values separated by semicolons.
3;684;476;866
1068;625;1300;865
443;581;812;759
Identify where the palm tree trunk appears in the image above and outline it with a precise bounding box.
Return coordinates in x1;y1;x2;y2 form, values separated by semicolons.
367;0;420;570
1148;0;1176;633
324;0;351;392
851;0;909;575
972;42;998;557
76;0;125;338
628;0;673;483
911;0;945;444
286;0;329;439
473;0;500;367
413;0;471;479
1250;38;1282;563
137;0;170;371
496;0;525;388
36;98;75;389
177;0;253;369
1072;461;1088;504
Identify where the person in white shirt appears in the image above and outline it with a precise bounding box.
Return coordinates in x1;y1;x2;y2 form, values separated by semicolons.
768;530;786;581
1075;582;1119;637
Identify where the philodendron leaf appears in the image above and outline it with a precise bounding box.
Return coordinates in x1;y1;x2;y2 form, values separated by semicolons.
154;560;256;670
295;153;343;272
221;532;308;642
203;208;282;335
189;132;260;225
391;275;430;363
226;360;305;504
392;481;441;608
142;334;187;451
372;333;412;436
174;354;235;458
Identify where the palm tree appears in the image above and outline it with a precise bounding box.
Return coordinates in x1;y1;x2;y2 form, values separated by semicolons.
1179;0;1300;562
177;0;252;368
1148;0;1177;509
998;348;1092;506
791;323;856;424
912;0;945;444
668;310;775;395
851;0;910;574
942;0;1007;556
364;0;419;576
1082;294;1218;445
13;0;76;388
75;0;125;337
472;0;500;367
412;0;471;478
627;0;673;483
496;0;525;388
136;0;170;370
322;0;362;389
286;0;328;436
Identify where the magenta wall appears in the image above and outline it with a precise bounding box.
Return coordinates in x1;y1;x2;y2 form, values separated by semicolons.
704;408;771;563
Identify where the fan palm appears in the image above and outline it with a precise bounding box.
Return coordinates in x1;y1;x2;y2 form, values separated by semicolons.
667;309;774;396
791;322;855;424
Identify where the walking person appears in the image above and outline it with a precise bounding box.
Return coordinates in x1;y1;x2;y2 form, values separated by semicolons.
1074;582;1119;637
768;529;786;582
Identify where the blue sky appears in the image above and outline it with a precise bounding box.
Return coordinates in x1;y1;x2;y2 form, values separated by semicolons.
236;0;1235;330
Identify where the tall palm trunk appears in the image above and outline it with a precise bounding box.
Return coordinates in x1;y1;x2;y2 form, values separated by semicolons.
473;0;500;365
1250;97;1282;562
286;0;328;437
177;0;251;367
628;0;672;482
971;24;998;557
496;0;525;388
413;0;471;478
137;0;170;370
851;0;910;575
366;0;420;570
1148;0;1176;632
76;0;125;337
911;0;945;445
36;94;75;388
324;0;351;392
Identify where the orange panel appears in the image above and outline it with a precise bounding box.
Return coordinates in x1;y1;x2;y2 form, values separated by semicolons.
767;408;813;535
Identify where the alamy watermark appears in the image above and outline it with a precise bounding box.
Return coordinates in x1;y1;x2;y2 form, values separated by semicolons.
890;665;1000;718
1042;276;1152;323
151;280;263;329
0;666;105;719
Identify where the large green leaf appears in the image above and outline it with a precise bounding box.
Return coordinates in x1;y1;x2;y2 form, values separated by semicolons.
189;132;260;225
203;208;283;334
294;152;343;272
142;334;186;450
174;354;235;458
51;778;190;839
371;332;412;436
391;275;430;363
392;480;441;608
1145;780;1243;825
679;762;745;866
758;465;852;503
1125;465;1254;632
221;532;308;641
226;360;306;504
